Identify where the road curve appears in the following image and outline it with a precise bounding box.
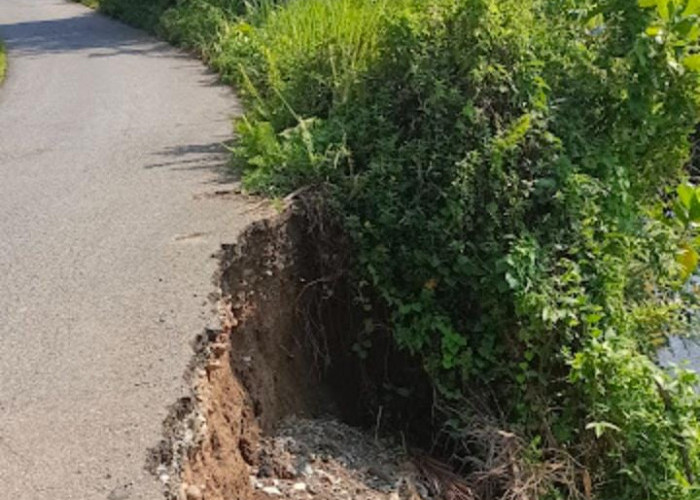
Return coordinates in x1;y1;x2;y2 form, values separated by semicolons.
0;1;259;498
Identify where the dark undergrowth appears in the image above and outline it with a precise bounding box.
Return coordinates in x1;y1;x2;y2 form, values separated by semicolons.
80;1;700;499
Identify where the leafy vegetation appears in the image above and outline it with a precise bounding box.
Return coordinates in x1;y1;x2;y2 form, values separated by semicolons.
81;0;700;498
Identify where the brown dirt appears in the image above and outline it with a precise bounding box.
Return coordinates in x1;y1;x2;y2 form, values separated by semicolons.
160;204;437;500
179;207;322;499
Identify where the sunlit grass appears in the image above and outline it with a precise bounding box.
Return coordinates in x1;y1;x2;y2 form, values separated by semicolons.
0;41;6;84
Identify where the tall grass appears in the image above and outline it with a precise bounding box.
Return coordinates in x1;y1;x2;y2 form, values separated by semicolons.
259;0;401;79
206;0;413;126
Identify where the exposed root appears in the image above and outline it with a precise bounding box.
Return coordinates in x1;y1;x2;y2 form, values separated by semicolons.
419;414;586;500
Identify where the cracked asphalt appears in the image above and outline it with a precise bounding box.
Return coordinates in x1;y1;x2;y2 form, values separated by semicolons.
0;1;260;498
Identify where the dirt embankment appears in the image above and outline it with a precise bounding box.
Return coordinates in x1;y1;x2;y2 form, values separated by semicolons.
149;203;433;500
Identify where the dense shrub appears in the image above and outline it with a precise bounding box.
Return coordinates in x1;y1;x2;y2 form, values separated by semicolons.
92;0;177;30
83;0;700;498
227;1;700;498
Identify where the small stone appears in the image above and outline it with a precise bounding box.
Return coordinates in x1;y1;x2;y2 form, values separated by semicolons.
282;463;298;479
183;428;194;445
262;486;282;496
301;464;314;477
292;483;307;492
318;470;338;485
185;485;203;500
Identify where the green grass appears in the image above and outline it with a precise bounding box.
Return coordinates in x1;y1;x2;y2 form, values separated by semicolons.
0;40;6;84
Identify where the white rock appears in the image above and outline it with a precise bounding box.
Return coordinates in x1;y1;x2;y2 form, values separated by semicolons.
292;482;307;492
262;486;282;496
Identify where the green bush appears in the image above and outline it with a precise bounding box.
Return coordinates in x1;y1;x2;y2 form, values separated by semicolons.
82;0;700;498
96;0;178;30
231;1;700;498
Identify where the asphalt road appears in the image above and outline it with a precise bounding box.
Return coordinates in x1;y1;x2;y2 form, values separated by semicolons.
0;1;260;498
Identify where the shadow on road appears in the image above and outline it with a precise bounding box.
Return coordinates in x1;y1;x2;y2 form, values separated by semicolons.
0;6;243;185
145;141;242;185
0;10;184;59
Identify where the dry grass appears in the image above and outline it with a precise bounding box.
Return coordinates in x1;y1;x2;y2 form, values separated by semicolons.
416;414;588;500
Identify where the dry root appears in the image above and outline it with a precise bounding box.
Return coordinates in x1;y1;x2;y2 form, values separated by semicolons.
416;417;587;500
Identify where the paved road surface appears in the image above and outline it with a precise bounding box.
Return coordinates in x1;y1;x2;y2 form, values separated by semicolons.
0;1;259;498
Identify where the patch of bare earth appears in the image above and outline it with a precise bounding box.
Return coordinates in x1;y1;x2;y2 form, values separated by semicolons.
150;204;435;500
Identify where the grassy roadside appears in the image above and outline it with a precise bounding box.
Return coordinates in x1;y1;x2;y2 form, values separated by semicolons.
0;40;7;84
80;2;700;499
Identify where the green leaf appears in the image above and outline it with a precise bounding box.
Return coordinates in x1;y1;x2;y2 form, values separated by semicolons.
586;421;622;438
686;24;700;42
674;18;697;39
678;244;699;279
638;0;658;7
674;200;690;225
684;0;700;15
646;26;663;36
585;313;604;324
690;193;700;222
586;13;604;31
682;53;700;70
678;183;694;208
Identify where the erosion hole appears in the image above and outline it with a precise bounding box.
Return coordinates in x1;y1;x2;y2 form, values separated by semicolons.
177;200;436;500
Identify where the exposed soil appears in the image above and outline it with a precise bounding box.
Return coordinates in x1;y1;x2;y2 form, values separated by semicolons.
149;203;435;500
